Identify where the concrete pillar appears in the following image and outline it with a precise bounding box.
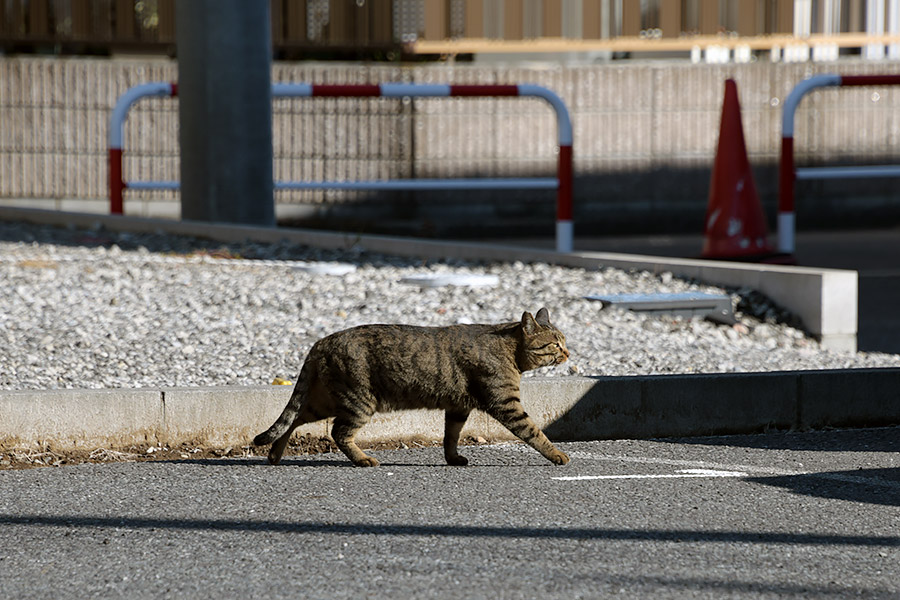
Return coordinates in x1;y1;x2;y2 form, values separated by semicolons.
176;0;275;226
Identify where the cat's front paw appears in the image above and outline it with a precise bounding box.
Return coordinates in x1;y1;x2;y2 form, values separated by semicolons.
548;450;570;465
353;456;380;467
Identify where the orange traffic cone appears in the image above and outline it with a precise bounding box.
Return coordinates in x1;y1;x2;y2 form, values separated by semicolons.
702;79;773;260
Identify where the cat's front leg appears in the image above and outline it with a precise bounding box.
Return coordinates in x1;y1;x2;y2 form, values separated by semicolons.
443;410;471;466
486;397;569;465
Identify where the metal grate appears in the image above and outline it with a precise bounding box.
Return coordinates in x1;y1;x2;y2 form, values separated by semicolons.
585;292;735;324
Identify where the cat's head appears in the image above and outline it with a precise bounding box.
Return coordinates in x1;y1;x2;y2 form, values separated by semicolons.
518;307;569;371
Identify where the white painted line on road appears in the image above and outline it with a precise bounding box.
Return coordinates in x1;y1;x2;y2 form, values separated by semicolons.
493;443;900;491
566;450;796;477
491;443;796;477
553;469;748;481
560;450;900;491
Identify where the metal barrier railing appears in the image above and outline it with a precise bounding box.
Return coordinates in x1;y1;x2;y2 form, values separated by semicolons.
778;73;900;255
109;81;575;252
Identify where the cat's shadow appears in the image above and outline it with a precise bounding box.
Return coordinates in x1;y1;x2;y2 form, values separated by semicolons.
164;456;518;468
275;458;433;468
164;457;357;468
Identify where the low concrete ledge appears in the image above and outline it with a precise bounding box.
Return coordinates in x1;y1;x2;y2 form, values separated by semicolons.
2;371;898;452
538;372;800;440
0;207;858;351
797;368;900;429
0;389;163;449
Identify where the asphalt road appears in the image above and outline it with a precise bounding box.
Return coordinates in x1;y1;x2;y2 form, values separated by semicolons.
1;429;898;599
491;228;900;354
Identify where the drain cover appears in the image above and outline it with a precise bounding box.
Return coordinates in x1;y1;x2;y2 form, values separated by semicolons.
293;262;357;276
400;274;499;288
585;292;735;324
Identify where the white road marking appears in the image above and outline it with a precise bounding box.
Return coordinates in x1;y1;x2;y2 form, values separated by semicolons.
553;469;748;481
491;443;900;491
492;442;792;476
564;450;796;477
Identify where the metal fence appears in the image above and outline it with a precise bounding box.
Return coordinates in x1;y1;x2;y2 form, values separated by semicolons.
2;56;900;228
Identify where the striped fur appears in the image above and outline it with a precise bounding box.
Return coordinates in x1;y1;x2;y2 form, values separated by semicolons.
253;307;570;467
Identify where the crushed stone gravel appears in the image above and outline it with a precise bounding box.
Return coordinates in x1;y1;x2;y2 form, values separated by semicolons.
2;220;898;391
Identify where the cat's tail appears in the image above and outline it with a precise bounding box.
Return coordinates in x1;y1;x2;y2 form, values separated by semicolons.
252;357;316;446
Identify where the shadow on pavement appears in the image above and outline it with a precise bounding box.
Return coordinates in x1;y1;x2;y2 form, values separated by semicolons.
664;427;900;453
747;467;900;507
2;514;898;546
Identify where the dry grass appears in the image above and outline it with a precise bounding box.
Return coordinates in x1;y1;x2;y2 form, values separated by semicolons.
0;435;491;470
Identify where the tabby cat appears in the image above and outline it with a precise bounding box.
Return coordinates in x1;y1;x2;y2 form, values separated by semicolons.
254;307;570;467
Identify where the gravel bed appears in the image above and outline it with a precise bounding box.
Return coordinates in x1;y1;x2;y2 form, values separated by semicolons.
2;221;899;391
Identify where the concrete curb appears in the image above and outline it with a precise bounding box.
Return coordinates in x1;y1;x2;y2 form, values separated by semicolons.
2;371;898;451
0;206;858;351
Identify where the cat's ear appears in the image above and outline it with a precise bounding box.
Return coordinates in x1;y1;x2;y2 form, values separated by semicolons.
535;307;551;327
521;311;539;335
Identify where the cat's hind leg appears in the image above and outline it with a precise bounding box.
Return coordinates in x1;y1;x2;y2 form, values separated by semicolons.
443;410;471;466
330;393;380;466
486;397;569;465
266;378;335;465
255;359;322;464
267;428;294;466
331;415;379;467
266;401;331;465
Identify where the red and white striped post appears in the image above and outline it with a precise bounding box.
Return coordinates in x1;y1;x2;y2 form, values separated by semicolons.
109;82;574;252
779;73;900;255
108;82;178;215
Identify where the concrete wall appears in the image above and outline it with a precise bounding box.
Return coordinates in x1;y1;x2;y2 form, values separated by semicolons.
3;57;900;233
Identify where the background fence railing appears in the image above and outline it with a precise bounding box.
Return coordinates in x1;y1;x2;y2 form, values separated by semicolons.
3;56;900;236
